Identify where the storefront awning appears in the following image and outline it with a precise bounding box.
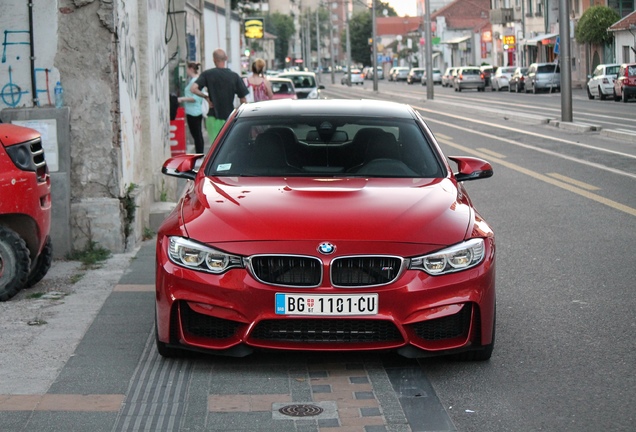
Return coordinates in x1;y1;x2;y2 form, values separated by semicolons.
441;35;471;44
521;32;559;46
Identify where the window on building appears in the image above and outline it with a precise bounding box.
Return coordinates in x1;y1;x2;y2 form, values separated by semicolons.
623;46;632;63
608;0;635;17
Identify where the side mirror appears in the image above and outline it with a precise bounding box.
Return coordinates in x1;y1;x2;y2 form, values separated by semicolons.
318;85;325;90
161;154;204;180
448;156;493;182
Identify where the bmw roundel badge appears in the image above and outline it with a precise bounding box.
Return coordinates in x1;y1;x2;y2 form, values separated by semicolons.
318;242;336;255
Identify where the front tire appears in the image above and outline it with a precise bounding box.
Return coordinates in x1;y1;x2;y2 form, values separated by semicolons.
0;226;31;301
587;86;594;99
25;236;53;288
598;86;606;101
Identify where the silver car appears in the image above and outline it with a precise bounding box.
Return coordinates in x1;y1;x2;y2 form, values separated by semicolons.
587;63;620;100
454;67;485;92
525;63;560;93
491;66;516;91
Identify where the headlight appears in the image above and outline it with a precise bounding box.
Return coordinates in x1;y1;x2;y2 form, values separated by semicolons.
308;88;318;98
5;144;34;171
168;237;243;274
409;238;485;275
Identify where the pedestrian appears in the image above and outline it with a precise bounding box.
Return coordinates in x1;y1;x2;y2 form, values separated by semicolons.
191;49;249;142
245;58;274;102
177;62;205;153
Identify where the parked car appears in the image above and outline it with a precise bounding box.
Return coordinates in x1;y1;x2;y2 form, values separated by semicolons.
587;63;620;100
454;66;485;92
421;68;442;85
268;77;297;100
390;67;409;81
407;68;424;84
480;65;497;87
491;66;516;91
366;66;384;80
441;67;457;87
0;122;52;301
612;63;636;103
341;68;364;85
277;71;324;99
525;62;560;93
508;67;528;93
156;98;496;361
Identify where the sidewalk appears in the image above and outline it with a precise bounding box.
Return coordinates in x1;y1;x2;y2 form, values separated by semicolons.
0;240;455;431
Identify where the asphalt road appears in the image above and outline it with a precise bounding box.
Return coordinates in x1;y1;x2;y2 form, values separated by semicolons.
324;81;636;431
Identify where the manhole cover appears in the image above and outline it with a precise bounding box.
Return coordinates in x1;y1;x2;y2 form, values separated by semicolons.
278;404;324;417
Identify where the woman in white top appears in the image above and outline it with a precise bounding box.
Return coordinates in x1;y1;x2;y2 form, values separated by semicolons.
178;62;205;153
246;58;274;102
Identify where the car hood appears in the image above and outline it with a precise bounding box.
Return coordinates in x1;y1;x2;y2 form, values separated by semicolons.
180;177;473;247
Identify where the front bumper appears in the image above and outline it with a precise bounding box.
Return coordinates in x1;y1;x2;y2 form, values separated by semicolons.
155;237;496;358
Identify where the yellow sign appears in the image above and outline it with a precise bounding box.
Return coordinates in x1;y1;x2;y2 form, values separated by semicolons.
503;35;516;45
245;18;264;39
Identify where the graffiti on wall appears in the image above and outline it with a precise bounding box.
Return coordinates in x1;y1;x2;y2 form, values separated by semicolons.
118;5;139;100
1;28;56;108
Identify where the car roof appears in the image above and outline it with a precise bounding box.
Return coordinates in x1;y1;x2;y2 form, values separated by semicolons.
279;71;316;77
235;99;417;119
269;77;294;83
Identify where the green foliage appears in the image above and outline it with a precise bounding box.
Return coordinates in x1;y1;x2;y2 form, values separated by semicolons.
122;183;138;240
375;0;397;16
67;241;111;267
347;12;373;66
265;13;295;68
575;6;620;45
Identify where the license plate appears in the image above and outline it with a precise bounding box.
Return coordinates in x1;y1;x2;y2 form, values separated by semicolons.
275;293;378;316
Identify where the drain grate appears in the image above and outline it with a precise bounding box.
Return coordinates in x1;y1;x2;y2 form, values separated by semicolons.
278;404;324;417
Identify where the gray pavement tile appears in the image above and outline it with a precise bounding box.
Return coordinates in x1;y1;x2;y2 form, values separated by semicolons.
205;412;299;431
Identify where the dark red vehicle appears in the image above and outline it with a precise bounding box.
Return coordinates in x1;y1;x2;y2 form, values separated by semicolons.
155;99;496;361
0;123;52;301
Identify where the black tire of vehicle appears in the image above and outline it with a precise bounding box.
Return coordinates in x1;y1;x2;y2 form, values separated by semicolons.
623;91;628;103
452;306;496;361
598;86;606;100
0;226;31;301
587;86;594;99
25;236;53;288
155;313;188;358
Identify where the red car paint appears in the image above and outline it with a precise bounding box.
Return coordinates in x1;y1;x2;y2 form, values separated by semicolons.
155;99;495;360
0;123;52;300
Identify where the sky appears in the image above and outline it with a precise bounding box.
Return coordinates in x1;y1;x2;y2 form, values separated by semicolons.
386;1;418;17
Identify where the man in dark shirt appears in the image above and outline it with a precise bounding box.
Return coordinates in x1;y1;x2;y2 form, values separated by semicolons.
191;48;249;142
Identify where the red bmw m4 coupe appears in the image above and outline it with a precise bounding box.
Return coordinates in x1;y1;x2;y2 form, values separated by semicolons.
156;99;496;360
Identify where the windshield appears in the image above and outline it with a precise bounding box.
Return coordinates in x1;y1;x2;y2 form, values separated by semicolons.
280;74;316;88
205;117;445;178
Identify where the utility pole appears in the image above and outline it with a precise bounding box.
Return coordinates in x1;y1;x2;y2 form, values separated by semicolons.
559;0;573;121
372;0;378;91
345;0;352;86
225;0;232;68
317;9;322;81
424;0;434;98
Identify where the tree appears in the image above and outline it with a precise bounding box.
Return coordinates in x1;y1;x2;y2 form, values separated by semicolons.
575;6;620;45
347;12;373;66
264;13;295;68
374;0;397;17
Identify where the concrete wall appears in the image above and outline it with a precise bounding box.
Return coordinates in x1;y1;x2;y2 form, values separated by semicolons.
1;0;172;255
